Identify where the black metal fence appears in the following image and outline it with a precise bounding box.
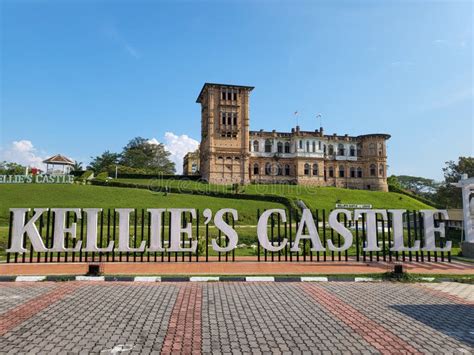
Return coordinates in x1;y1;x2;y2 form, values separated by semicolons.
5;209;453;263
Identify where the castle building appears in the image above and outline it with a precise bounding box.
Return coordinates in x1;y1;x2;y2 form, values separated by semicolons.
194;83;390;191
183;149;200;176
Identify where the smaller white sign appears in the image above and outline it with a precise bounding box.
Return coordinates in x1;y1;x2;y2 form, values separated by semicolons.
0;175;74;184
335;203;372;209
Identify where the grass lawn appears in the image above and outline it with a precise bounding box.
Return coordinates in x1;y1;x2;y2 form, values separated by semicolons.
0;184;284;226
115;178;432;211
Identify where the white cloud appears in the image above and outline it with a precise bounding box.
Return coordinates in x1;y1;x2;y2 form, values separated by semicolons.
148;132;199;174
0;140;46;169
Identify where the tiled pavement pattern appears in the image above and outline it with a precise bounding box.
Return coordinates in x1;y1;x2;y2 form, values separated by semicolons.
0;282;472;354
423;282;474;302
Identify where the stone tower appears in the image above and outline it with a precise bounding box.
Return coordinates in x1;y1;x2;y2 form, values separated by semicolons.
196;83;254;184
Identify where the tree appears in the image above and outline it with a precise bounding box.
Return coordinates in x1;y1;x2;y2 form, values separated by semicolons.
71;161;83;172
434;157;474;208
0;161;27;175
87;151;120;173
394;175;439;195
119;137;175;174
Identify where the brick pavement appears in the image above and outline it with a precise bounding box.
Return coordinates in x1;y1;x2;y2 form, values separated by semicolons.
0;282;473;354
1;259;473;276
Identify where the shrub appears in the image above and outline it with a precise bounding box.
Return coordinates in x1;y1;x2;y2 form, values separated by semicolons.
95;172;109;180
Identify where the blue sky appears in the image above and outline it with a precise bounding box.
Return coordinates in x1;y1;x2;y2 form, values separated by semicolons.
1;0;472;178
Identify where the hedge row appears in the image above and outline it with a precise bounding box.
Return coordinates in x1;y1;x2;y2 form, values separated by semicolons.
388;185;442;209
90;179;298;211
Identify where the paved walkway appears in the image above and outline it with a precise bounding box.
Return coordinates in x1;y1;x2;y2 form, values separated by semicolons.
0;260;472;276
0;282;472;354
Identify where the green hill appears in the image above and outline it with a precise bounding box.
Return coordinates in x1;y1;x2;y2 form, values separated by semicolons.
112;178;432;211
0;184;283;226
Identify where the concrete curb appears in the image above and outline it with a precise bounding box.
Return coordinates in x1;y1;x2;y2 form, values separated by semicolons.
0;275;449;283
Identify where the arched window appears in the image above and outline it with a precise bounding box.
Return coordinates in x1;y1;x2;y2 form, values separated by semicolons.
306;141;310;152
312;164;318;176
312;141;316;152
277;142;283;153
299;140;303;149
329;166;334;178
378;143;383;156
277;165;283;176
265;163;272;175
318;141;322;150
379;164;384;177
253;163;259;175
328;145;334;155
369;143;376;155
350;145;355;157
338;144;345;156
265;139;272;153
304;163;310;176
192;163;198;173
350;167;356;178
285;164;290;176
370;164;376;176
339;165;345;178
284;142;290;153
253;140;259;152
357;167;363;178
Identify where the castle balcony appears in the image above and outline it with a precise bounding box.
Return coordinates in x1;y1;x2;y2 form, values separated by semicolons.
295;152;325;159
335;156;358;161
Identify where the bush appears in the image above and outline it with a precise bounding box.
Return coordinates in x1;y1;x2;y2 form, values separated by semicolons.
95;172;109;180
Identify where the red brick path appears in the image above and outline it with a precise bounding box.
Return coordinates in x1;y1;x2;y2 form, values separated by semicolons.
301;284;422;354
161;284;202;354
0;283;79;336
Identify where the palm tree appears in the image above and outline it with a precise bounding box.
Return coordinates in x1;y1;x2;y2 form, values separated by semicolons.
71;161;83;172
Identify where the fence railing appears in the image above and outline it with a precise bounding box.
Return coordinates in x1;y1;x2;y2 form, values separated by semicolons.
5;209;453;263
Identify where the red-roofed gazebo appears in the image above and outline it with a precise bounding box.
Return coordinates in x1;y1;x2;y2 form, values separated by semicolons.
43;154;75;174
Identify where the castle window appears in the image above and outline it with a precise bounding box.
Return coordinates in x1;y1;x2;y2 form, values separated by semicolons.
350;167;356;178
369;143;376;155
265;163;272;175
338;144;345;156
339;165;345;178
233;92;237;101
318;141;322;150
221;91;226;100
227;92;232;100
312;164;318;176
253;163;259;175
285;164;290;175
350;145;355;157
329;167;334;178
378;143;383;156
312;141;316;152
306;141;310;152
299;140;303;149
304;163;310;176
277;165;283;175
192;163;198;173
222;113;226;125
284;142;290;153
357;167;363;178
265;139;272;153
227;115;232;125
379;164;384;177
328;145;334;155
370;164;376;176
277;142;283;153
253;140;259;152
233;113;237;125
